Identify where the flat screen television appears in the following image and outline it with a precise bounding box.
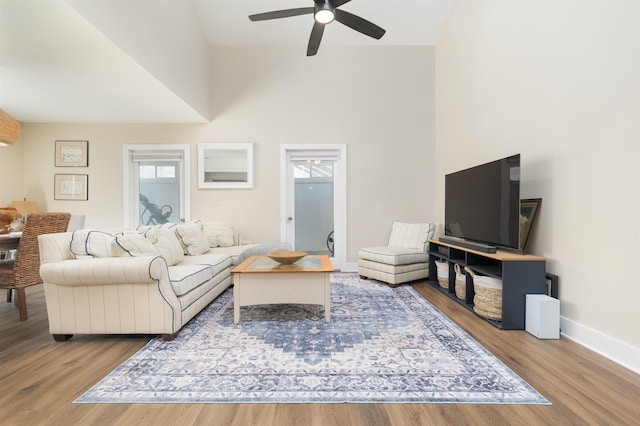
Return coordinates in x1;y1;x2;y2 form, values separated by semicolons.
444;154;521;252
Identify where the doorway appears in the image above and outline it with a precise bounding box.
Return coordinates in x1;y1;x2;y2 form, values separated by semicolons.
280;145;346;270
122;144;190;228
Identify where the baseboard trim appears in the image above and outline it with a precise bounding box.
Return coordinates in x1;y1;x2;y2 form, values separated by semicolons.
343;262;358;272
560;316;639;374
340;265;639;374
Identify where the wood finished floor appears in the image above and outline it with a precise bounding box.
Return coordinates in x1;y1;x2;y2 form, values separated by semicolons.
1;281;638;426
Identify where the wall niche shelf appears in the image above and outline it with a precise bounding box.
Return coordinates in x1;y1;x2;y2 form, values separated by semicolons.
428;239;546;330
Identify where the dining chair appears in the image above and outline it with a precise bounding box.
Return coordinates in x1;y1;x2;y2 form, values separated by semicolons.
0;212;71;321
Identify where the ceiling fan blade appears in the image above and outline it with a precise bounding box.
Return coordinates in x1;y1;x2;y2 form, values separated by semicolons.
249;7;314;21
333;0;352;7
334;9;386;40
307;22;325;56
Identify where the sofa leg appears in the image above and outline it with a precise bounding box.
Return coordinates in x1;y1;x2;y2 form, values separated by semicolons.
52;334;73;342
162;333;177;341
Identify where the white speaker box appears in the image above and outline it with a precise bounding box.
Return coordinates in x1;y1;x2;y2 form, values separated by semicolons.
526;294;560;339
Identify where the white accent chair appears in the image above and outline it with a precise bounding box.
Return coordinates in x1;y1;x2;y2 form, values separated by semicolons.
358;221;436;286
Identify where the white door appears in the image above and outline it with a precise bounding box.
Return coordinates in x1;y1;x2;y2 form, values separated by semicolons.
281;145;346;270
123;145;190;228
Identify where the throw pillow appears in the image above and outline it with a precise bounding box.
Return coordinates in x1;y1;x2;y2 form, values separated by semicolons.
202;222;235;247
114;234;160;257
174;220;210;255
70;230;128;259
387;221;435;251
148;227;184;266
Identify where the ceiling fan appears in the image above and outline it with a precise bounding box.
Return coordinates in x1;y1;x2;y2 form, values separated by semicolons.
249;0;386;56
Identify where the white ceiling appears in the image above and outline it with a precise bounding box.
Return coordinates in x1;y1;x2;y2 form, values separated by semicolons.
0;0;453;123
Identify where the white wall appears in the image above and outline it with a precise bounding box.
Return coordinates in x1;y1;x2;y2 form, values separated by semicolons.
14;46;436;265
0;133;25;205
67;0;212;120
436;0;639;372
203;46;437;263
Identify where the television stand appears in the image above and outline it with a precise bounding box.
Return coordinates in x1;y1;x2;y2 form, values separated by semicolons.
428;239;546;329
439;236;496;253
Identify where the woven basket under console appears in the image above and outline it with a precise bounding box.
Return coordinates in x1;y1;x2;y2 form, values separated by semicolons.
454;263;466;300
465;267;502;321
435;260;449;289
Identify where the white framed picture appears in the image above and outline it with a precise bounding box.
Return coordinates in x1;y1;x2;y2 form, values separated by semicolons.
198;143;254;189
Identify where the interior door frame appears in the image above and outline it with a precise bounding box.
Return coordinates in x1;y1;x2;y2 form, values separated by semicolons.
122;144;191;228
280;144;347;271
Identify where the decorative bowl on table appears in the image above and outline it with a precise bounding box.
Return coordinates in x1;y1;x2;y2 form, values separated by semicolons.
267;250;307;265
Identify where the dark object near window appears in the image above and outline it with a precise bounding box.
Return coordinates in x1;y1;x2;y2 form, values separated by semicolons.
139;194;172;225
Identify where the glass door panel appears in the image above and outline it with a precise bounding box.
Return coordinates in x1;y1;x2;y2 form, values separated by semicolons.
138;161;181;226
281;145;346;271
293;160;334;255
123;145;189;228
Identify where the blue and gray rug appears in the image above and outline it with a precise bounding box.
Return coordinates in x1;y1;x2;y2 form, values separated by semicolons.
76;273;549;404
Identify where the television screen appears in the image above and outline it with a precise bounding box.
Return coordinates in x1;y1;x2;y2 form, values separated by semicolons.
445;154;521;250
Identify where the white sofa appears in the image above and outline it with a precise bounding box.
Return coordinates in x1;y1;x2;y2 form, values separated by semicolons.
38;221;257;342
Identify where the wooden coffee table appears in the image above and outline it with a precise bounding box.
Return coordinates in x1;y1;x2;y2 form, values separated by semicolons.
230;255;333;324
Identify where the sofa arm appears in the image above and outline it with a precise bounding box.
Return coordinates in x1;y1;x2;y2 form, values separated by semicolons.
41;255;185;338
39;256;168;287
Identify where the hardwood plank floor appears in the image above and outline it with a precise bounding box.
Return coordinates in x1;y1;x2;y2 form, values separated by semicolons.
1;282;638;425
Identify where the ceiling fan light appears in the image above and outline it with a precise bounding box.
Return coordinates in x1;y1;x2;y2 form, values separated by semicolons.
315;8;335;24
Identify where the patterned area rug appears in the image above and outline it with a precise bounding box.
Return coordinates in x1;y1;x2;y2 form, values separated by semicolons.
76;273;549;404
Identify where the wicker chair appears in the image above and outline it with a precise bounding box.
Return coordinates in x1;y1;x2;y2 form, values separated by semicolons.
0;212;70;321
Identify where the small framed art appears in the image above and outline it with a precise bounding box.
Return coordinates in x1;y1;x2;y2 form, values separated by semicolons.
55;140;88;167
54;174;88;200
545;273;559;299
519;198;542;253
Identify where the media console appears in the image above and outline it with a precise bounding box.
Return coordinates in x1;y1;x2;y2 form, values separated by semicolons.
428;239;546;330
438;236;497;253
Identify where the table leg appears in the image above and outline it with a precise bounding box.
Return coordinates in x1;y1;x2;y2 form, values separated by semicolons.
324;272;330;322
234;278;240;324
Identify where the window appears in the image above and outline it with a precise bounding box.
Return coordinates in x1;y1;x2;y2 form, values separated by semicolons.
294;161;334;179
140;164;176;180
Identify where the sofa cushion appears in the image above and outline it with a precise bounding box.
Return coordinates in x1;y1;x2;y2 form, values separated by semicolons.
358;246;430;266
179;252;232;275
168;264;214;297
387;221;435;251
70;230;127;259
358;258;429;274
115;234;159;257
175;221;210;255
202;223;234;247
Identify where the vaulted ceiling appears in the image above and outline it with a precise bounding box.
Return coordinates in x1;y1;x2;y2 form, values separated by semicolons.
0;0;453;123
